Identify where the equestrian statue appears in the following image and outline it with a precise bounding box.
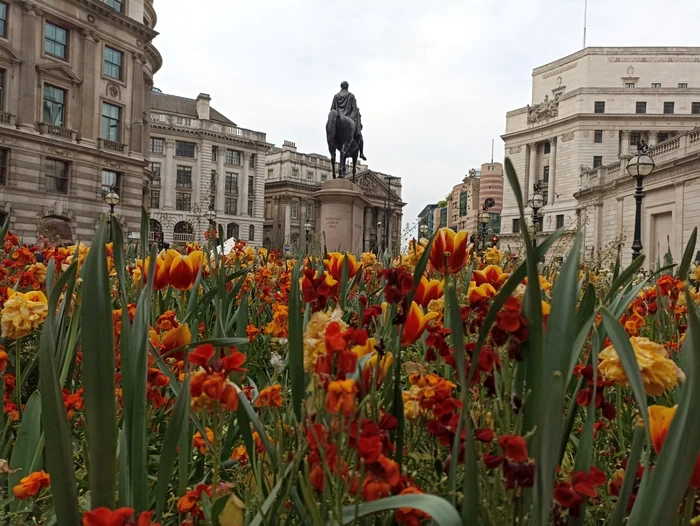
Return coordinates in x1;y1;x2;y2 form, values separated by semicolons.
326;81;366;181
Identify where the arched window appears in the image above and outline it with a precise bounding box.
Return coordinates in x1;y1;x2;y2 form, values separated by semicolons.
290;233;299;249
173;221;194;243
149;219;162;242
227;222;239;240
248;224;255;241
263;237;271;250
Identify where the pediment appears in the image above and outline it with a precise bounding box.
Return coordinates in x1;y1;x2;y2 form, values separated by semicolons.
0;40;21;63
356;170;401;202
36;62;82;85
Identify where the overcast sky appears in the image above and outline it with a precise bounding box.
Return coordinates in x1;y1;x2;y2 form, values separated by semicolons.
153;0;700;236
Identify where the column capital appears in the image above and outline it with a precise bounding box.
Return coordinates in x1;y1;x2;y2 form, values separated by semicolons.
621;130;631;140
243;151;252;160
20;2;42;16
80;28;101;43
648;130;659;138
165;138;176;148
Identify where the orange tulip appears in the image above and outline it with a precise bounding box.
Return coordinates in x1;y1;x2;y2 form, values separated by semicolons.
12;470;50;499
168;250;203;290
142;255;168;290
324;252;361;281
326;378;356;416
473;265;509;289
413;276;444;308
649;404;700;487
429;228;470;274
401;301;439;346
159;323;192;359
468;282;497;304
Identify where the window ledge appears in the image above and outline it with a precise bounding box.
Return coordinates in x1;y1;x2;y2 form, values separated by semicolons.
98;138;126;153
40;123;76;141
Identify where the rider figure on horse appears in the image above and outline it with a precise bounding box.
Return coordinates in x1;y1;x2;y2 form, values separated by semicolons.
330;81;367;161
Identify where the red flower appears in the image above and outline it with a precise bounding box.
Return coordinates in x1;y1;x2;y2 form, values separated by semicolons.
222;350;247;373
475;428;495;443
554;482;584;510
189;344;215;367
498;435;528;462
483;453;505;469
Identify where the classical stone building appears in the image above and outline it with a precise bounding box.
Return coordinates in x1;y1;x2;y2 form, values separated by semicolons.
147;92;270;246
576;127;700;268
0;0;161;241
263;141;404;254
501;47;700;248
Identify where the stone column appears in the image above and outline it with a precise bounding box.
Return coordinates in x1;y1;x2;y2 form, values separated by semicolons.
595;201;604;251
363;207;371;251
548;138;557;206
240;153;251;216
216;150;225;214
648;130;658;147
528;143;537;200
675;181;685;258
130;54;146;154
283;201;291;244
164;139;176;210
78;29;99;144
620;131;630;157
616;196;624;238
17;3;40;131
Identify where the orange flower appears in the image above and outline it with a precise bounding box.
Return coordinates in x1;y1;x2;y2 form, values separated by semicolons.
395;487;431;525
468;282;497;304
246;324;261;342
649;404;700;487
12;470;50;499
413;276;444;308
324;252;361;281
168;250;204;290
189;343;215;367
158;323;192;359
326;378;356;416
255;384;283;408
473;264;509;289
624;312;646;336
231;444;248;465
429;227;470;274
193;427;214;454
82;507;156;526
177;484;212;518
401;302;439;346
0;348;8;372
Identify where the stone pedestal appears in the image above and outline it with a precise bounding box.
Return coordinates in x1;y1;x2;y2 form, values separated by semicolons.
314;179;370;253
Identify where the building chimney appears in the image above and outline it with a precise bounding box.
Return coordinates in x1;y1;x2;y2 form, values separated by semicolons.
195;93;211;121
282;140;297;151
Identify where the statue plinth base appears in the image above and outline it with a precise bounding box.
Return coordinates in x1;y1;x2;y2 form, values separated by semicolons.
314;179;370;253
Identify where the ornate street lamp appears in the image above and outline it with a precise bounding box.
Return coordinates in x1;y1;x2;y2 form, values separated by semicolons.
479;211;490;252
104;185;120;241
304;221;312;247
626;140;655;260
528;183;544;249
204;208;216;242
377;221;382;253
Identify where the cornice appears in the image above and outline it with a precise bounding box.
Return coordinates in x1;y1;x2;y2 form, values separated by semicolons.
149;123;272;150
264;180;322;193
68;0;158;41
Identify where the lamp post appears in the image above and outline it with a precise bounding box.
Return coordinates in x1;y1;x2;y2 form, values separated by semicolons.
377;221;383;253
104;185;120;241
304;221;312;252
479;211;490;252
420;224;428;239
528;183;544;249
204;208;216;244
626;140;655;260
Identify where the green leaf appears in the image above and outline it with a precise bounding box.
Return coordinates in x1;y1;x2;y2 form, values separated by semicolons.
339;253;350;310
111;214;129;305
628;289;700;523
340;494;462;525
605;254;645;303
9;392;42;511
249;462;298;526
406;233;435;308
677;227;697;280
600;309;649;432
154;376;190;521
610;423;645;526
288;258;305;422
140;206;149;262
80;217;117;509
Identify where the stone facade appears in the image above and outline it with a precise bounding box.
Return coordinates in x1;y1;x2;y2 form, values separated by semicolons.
263;141;404;254
576;127;700;269
501;47;700;247
147;92;270;247
0;0;161;242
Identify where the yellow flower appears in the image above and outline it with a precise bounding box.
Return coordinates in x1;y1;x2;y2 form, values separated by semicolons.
427;297;444;315
303;308;347;372
361;252;377;268
483;246;502;266
599;336;685;396
351;336;377;359
1;290;48;339
402;386;422;420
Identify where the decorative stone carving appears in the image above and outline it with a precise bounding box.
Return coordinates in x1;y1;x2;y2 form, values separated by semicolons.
583;131;590;138
20;2;43;16
80;28;100;42
46;147;73;157
105;160;123;169
165;138;176;147
106;83;121;99
0;136;17;145
610;131;618;139
541;61;577;79
527;95;559;124
357;175;379;195
627;66;635;75
136;39;143;48
508;145;522;154
87;14;95;23
608;56;700;63
561;132;575;142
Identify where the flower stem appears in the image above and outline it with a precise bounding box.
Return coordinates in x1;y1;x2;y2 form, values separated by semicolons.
15;339;21;420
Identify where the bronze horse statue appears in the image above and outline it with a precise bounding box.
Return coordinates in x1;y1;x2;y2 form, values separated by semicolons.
326;109;359;181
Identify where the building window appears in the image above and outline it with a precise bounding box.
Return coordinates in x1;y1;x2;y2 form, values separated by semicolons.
247;200;253;216
664;102;675;114
248;176;254;196
105;0;124;12
292;168;299;178
635;101;646;114
629;132;641;146
249;154;255;169
459;191;467;216
512;218;520;234
651;82;661;88
544;141;551;154
176;166;192;189
176;116;191;127
212;146;217;162
594;101;605;113
265;201;272;219
101;102;121;142
150;137;164;154
625;82;636;88
542;165;549;183
249;224;255;241
693;102;700;114
306;170;313;180
227;222;239;239
45;22;68;59
176;192;191;211
209;170;217;194
556;214;564;229
0;69;5;111
593;156;603;168
291;199;298;219
175;141;195;158
267;168;273;179
103;46;123;80
0;149;6;185
45;159;68;194
679;83;688;88
0;3;7;38
150;189;160;209
657;133;669;143
101;169;120;198
224;197;237;215
43;84;66;127
225;172;237;194
594;130;603;143
321;173;327;181
150;162;161;185
225;149;240;165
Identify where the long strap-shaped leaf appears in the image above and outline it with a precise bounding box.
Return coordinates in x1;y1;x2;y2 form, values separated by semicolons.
288;258;305;422
610;423;645;526
340;494;461;525
9;392;41;512
80;217;117;509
